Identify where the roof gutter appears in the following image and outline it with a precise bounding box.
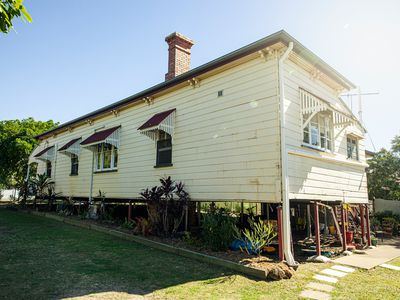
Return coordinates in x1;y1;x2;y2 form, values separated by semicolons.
35;31;355;140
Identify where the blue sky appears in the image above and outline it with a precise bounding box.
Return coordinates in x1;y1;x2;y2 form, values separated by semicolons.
1;0;399;150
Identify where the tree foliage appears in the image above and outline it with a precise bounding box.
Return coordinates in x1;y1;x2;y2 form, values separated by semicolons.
0;0;32;33
0;118;58;188
367;135;400;200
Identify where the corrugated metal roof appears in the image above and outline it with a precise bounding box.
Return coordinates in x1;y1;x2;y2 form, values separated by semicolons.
35;30;356;140
138;109;176;130
34;145;54;157
80;126;120;146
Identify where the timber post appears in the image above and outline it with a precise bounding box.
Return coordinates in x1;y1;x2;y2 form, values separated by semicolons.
365;204;372;246
240;201;244;226
314;203;321;256
197;201;201;226
277;206;284;261
360;204;365;244
341;205;347;251
128;200;132;221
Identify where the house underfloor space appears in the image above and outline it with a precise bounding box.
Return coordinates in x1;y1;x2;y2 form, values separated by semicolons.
289;200;373;262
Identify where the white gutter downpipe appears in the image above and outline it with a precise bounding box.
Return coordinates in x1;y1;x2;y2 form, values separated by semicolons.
89;153;95;202
278;42;297;267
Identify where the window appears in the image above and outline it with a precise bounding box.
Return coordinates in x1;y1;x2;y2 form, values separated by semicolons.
70;154;79;175
46;161;52;177
156;131;172;166
95;143;118;171
303;114;333;151
347;136;359;160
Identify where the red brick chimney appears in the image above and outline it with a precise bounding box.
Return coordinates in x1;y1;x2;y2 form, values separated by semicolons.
165;32;194;81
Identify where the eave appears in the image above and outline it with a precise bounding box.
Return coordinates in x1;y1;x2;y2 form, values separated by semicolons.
35;30;356;140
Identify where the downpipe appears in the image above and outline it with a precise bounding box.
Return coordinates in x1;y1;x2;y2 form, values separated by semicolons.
278;41;297;267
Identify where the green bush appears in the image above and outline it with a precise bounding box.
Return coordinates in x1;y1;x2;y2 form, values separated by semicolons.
201;206;238;251
236;217;277;256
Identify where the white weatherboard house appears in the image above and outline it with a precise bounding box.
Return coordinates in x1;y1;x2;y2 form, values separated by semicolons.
29;31;369;263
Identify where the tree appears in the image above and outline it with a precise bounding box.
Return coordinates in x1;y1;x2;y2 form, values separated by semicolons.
0;0;32;33
0;118;58;190
367;135;400;200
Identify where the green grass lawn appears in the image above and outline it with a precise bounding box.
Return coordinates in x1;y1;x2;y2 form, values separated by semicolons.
1;208;400;300
331;257;400;300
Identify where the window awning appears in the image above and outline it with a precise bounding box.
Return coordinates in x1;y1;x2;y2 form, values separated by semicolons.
58;137;81;157
138;108;176;141
300;89;357;129
81;126;121;149
34;145;55;162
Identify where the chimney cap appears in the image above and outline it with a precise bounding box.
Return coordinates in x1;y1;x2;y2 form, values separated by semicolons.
165;32;194;45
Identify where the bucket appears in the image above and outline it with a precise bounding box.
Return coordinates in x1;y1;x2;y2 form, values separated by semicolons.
371;239;378;246
329;225;336;235
346;231;354;242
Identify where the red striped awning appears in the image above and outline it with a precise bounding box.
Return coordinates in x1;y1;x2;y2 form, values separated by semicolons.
34;146;54;158
58;137;81;156
81;126;121;148
58;137;81;151
138;109;176;130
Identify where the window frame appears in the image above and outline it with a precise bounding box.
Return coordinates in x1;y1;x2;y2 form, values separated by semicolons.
94;143;118;172
347;136;359;161
302;113;333;152
70;154;79;176
46;161;52;178
155;131;173;167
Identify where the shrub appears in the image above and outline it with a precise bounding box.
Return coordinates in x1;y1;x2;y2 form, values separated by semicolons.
235;217;277;256
201;206;238;251
120;217;135;230
140;177;189;236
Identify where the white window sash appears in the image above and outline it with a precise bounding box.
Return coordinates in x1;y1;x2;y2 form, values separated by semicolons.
303;114;333;152
94;143;118;171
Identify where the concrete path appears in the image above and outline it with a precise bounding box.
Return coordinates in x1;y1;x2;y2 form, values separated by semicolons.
333;244;400;270
300;265;355;299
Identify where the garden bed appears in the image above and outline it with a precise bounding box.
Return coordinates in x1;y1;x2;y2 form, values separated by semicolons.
144;235;295;280
23;209;295;280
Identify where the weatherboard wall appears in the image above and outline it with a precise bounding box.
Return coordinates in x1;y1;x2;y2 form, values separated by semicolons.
283;56;368;203
32;56;282;202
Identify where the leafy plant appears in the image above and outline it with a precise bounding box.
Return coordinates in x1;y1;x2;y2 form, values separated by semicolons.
370;217;381;231
140;176;189;236
0;119;58;191
96;190;108;220
29;173;54;207
182;231;202;247
235;217;277;256
367;135;400;200
120;217;135;230
0;0;32;33
201;206;238;251
133;217;150;236
58;197;74;216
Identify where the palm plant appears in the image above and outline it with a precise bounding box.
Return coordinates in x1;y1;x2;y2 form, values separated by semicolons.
29;173;53;207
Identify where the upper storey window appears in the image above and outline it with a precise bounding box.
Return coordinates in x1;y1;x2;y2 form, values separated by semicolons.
347;136;359;160
300;89;360;154
303;113;333;151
